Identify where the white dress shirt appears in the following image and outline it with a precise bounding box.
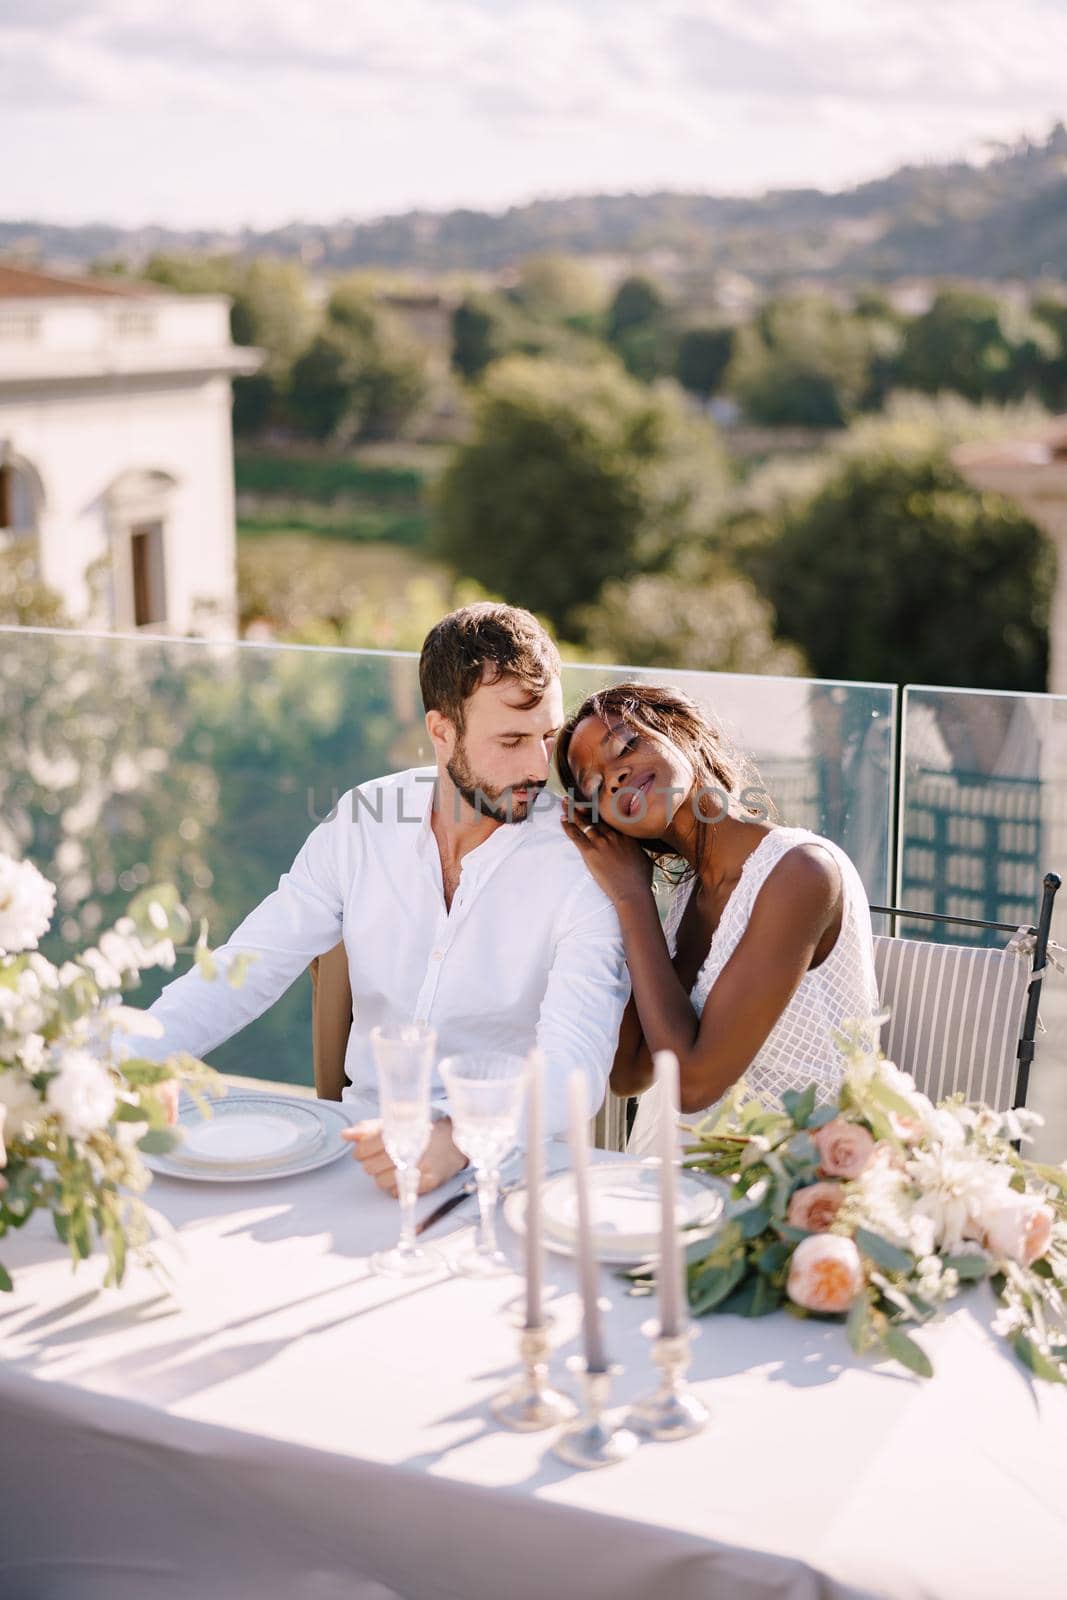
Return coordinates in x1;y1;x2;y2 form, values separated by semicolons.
146;766;630;1135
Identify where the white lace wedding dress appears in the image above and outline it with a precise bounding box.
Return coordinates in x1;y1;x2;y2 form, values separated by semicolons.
628;826;879;1157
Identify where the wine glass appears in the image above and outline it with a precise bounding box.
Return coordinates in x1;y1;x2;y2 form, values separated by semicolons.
439;1051;528;1278
369;1022;440;1278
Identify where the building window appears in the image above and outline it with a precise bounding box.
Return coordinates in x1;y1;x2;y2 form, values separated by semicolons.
113;309;157;341
130;521;167;627
0;459;39;547
0;312;41;343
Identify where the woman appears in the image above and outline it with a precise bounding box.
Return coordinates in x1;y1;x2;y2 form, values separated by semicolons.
555;682;878;1152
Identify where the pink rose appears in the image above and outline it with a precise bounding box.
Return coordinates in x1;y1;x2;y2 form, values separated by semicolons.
813;1118;876;1179
787;1181;844;1232
982;1195;1054;1267
0;1103;7;1168
787;1233;864;1314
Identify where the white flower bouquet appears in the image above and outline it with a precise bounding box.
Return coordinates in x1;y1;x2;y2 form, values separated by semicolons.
629;1022;1067;1381
0;852;225;1291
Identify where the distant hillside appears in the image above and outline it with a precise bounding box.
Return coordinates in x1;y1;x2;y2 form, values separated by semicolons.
4;124;1067;283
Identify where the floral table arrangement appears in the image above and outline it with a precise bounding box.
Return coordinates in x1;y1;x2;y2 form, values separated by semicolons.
631;1023;1067;1382
0;852;228;1292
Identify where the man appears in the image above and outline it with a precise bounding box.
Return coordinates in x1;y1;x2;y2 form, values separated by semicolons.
146;603;629;1195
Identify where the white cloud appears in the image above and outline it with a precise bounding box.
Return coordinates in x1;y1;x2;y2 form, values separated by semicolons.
3;0;1066;226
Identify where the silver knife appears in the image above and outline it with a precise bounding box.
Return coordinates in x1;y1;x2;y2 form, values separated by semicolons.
414;1178;478;1236
415;1156;524;1237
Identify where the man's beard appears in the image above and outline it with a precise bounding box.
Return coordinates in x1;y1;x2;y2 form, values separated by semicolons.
446;740;545;825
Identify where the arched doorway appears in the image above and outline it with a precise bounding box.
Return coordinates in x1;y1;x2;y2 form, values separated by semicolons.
0;445;45;549
104;468;179;629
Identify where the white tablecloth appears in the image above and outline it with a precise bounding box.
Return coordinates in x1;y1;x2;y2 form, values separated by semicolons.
1;1138;1065;1600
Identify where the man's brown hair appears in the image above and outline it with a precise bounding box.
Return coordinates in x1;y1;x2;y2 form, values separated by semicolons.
419;603;561;731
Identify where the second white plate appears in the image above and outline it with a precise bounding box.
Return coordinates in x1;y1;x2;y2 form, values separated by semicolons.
504;1169;726;1266
145;1092;351;1183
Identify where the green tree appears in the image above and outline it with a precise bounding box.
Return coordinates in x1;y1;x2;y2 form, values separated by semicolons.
895;289;1059;404
433;356;728;636
288;284;427;443
607;275;673;381
574;556;804;676
676;325;735;398
608;275;665;342
450;289;605;383
512;254;605;320
451;293;515;381
726;296;893;427
746;449;1052;690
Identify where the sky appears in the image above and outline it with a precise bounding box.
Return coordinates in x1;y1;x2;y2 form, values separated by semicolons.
3;0;1067;230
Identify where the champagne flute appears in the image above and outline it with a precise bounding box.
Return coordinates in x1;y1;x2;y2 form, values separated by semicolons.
369;1022;440;1278
439;1052;528;1278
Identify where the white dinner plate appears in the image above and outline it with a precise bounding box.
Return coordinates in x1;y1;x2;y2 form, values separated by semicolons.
540;1160;725;1257
504;1165;726;1266
144;1092;352;1183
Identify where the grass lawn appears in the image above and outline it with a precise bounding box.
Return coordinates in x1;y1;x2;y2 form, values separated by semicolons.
234;444;445;548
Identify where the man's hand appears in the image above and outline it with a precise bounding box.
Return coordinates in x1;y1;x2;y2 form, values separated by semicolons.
341;1116;469;1196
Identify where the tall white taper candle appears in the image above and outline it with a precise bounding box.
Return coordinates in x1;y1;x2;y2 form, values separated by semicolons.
524;1048;545;1330
567;1070;607;1373
654;1050;684;1339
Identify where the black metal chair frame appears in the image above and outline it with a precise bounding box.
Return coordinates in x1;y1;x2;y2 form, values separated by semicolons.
870;871;1062;1110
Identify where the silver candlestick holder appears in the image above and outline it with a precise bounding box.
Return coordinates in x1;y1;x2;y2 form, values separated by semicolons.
552;1358;638;1468
630;1320;709;1441
491;1323;574;1432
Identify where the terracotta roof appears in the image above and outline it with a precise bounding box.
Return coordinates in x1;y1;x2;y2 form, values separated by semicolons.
0;262;157;300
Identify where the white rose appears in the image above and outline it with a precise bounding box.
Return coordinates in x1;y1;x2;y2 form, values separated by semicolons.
0;1103;6;1167
0;1065;43;1140
982;1194;1054;1267
45;1049;117;1142
0;856;57;954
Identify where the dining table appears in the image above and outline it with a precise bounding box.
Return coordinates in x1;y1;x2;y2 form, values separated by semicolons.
1;1122;1065;1600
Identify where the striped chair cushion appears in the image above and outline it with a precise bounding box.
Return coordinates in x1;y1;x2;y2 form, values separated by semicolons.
872;936;1030;1110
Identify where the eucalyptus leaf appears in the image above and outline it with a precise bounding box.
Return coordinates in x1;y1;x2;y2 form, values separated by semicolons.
943;1253;989;1282
689;1255;747;1313
882;1324;934;1378
1013;1333;1067;1384
137;1128;179;1156
756;1241;791;1278
781;1084;817;1127
720;1272;782;1317
0;1262;12;1293
806;1105;838;1129
846;1294;871;1354
738;1203;772;1240
121;1060;176;1086
856;1227;915;1275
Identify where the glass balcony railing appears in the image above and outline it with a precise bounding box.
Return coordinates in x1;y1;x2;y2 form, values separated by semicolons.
900;686;1067;1160
0;626;897;1095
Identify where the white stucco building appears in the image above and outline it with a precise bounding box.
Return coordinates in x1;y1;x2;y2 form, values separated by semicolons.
0;264;260;636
